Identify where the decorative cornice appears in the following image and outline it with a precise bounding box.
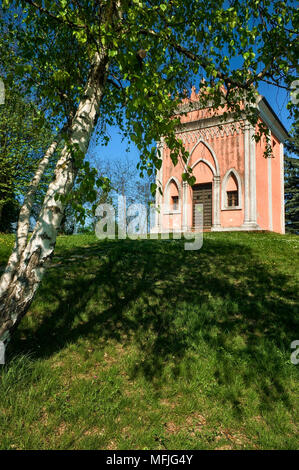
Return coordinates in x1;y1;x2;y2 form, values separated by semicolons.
175;96;227;115
176;113;243;133
175;102;215;116
176;121;243;144
174;93;289;143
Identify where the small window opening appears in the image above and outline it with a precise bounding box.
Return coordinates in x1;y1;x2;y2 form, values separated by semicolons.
172;195;179;210
227;190;238;207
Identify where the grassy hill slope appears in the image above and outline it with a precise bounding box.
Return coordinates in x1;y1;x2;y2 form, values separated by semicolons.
0;232;298;449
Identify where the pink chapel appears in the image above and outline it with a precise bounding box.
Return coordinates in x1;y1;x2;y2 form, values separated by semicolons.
153;89;288;234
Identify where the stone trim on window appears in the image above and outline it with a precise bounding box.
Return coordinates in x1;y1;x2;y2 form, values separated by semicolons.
221;168;242;211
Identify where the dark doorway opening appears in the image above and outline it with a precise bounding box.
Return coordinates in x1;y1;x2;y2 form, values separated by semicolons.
192;183;212;229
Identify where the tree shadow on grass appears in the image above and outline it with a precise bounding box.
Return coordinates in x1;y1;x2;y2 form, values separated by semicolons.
9;236;298;415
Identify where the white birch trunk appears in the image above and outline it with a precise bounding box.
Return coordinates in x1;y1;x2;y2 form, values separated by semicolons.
0;51;109;343
0;138;61;296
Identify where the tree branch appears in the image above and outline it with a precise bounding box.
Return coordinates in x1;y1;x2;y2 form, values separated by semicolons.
138;28;290;92
24;0;86;30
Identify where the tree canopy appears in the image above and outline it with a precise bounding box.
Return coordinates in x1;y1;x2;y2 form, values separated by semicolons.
0;85;55;231
1;0;298;182
0;0;298;343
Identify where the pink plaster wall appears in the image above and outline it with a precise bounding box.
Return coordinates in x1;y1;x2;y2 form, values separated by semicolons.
255;121;283;233
256;129;269;230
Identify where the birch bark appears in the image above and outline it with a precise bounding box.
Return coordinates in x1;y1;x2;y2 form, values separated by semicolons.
0;137;61;296
0;50;109;343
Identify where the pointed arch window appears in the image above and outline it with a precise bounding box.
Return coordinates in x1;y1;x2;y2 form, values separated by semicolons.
221;170;242;210
164;177;181;213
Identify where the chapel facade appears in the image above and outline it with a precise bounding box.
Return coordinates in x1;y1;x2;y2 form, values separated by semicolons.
154;90;288;234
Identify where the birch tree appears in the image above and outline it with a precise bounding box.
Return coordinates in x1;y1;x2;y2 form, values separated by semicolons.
0;0;297;345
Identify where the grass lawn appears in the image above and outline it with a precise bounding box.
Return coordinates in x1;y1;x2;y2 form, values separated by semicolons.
0;231;298;450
